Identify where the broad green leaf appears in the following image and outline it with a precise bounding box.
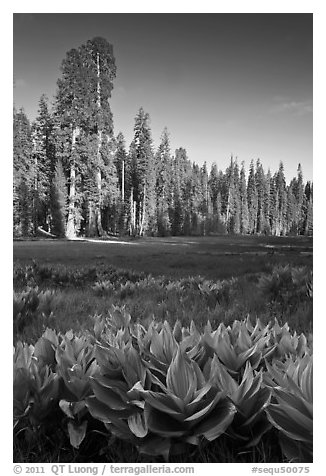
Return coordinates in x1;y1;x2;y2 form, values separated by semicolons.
166;348;196;400
193;399;236;441
67;420;87;449
144;404;186;437
128;412;148;438
90;378;127;410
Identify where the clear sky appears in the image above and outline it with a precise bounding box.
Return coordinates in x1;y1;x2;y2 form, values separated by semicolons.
13;13;313;183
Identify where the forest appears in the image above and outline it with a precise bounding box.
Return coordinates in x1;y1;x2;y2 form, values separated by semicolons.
13;36;313;239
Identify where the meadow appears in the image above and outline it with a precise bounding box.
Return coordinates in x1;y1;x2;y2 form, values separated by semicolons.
14;234;312;279
13;235;313;463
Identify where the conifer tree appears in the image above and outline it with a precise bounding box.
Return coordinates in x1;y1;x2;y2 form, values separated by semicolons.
247;160;258;234
264;169;272;235
129;108;156;235
155;128;172;235
303;181;313;235
171;147;190;235
255;159;266;234
55;37;116;238
275;162;287;235
292;163;305;234
32;94;56;232
239;161;249;234
13;108;34;236
49;159;67;237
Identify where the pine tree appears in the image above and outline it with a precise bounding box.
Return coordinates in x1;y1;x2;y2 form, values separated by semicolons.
13;108;34;236
232;160;241;234
247;160;258;234
155;128;172;235
114;132;128;233
32;94;56;232
303;181;313;235
275;162;287;235
49;159;67;237
239;161;249;234
264;169;272;235
292;163;305;234
255;159;266;234
129;108;156;235
286;181;297;234
171;147;189;235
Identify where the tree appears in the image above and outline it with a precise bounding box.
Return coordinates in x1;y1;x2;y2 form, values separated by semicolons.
82;37;117;236
239;161;249;234
155;128;172;235
49;159;67;237
292;163;305;234
13;108;34;236
128;108;156;235
247;160;258;234
31;94;56;232
171;147;189;235
115;132;127;201
54;37;117;238
303;181;313;235
113;132;128;233
274;162;287;235
255;159;266;234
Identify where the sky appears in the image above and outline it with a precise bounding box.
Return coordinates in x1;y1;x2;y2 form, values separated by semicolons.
13;13;313;183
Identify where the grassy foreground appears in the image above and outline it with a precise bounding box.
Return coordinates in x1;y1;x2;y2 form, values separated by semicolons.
13;236;313;463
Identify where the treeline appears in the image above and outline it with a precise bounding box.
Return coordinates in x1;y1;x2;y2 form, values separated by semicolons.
13;37;313;239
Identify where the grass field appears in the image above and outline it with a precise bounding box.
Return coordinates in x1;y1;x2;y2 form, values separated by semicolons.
13;235;313;464
14;234;313;280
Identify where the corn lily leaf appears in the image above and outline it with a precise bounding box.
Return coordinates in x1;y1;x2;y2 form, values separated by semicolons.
184;390;225;424
266;404;312;442
128;412;148;438
144;404;186;437
166;348;197;401
86;395;134;422
235;386;271;419
90;378;128;410
192;398;236;441
137;389;185;419
209;355;238;395
67;420;87;449
273;388;312;419
14;342;34;369
59;399;85;418
33;337;56;367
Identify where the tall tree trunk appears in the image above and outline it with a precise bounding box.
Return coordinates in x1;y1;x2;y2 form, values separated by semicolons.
122;159;125;202
66;127;79;239
95;52;104;236
139;184;146;236
32;150;38;235
95;131;104;236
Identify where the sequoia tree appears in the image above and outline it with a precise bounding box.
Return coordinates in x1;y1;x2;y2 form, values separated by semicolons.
54;37;117;238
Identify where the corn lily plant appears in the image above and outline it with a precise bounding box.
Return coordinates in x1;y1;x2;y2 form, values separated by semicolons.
56;333;99;448
210;357;271;446
132;347;236;457
13;341;60;432
86;341;151;447
265;355;313;462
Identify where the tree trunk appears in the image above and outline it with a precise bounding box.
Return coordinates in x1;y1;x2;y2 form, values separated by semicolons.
95;132;104;236
122;159;125;202
139;184;146;236
95;52;104;236
66;127;79;239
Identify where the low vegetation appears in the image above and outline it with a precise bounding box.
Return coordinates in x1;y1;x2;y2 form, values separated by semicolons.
13;250;312;463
